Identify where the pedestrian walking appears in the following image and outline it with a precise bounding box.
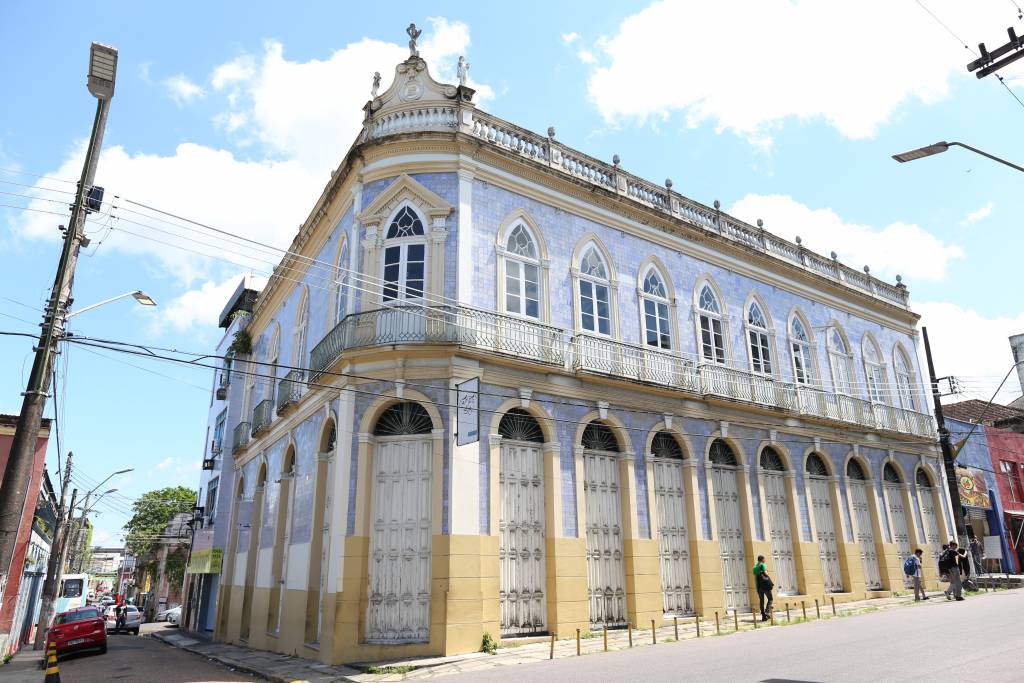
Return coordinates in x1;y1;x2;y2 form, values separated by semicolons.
904;548;928;601
752;555;774;621
970;536;984;575
940;542;964;601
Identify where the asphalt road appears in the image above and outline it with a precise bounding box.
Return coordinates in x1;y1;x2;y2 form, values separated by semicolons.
56;622;254;683
440;590;1024;683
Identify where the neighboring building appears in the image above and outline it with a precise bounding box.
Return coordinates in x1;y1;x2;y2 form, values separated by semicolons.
8;471;56;650
137;513;192;621
210;41;946;665
944;399;1024;434
88;547;125;574
1010;332;1024;396
983;427;1024;573
0;414;51;656
184;276;264;634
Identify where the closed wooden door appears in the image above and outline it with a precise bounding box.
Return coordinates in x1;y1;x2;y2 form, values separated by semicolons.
366;438;432;643
918;488;942;566
712;465;749;611
500;442;546;635
763;472;798;595
809;477;843;592
653;458;693;615
849;481;883;590
584;450;627;628
886;485;912;561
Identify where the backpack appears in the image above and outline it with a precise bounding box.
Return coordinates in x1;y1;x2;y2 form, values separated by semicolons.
938;550;954;572
903;556;917;576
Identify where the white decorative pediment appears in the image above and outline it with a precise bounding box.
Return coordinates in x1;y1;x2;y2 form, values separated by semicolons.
362;56;471;140
357;174;453;232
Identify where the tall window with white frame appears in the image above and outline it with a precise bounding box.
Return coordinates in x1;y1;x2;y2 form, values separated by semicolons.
790;316;815;385
382;205;426;303
894;346;917;411
826;326;853;394
862;336;888;404
746;300;773;375
641;266;671;349
267;324;280;397
334;239;350;325
503;223;541;319
697;284;725;364
293;292;309;374
577;245;611;335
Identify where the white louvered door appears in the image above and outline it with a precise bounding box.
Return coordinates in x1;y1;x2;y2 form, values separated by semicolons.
763;473;798;595
653;458;693;615
849;481;882;590
918;489;942;566
500;442;546;635
366;438;432;643
809;477;843;592
886;485;912;561
712;465;749;611
584;450;627;628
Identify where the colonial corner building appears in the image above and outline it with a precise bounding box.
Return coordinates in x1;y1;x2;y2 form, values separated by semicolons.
194;39;954;663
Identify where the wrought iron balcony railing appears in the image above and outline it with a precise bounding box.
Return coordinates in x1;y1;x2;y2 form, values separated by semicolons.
232;422;250;454
251;399;274;437
276;369;304;414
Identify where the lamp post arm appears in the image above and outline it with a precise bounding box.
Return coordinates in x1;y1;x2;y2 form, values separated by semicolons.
948;142;1024;174
66;292;134;319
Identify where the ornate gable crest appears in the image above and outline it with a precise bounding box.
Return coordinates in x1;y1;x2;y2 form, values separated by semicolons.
358;174;453;234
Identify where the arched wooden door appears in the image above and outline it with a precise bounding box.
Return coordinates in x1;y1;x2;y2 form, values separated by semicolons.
807;454;843;592
366;402;433;644
651;431;693;615
582;421;627;629
916;468;942;566
498;409;546;636
709;440;749;611
884;464;912;562
847;460;882;590
760;448;797;595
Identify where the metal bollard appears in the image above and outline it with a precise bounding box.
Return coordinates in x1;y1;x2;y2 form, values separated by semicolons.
786;602;791;622
770;609;775;626
831;596;836;616
651;619;657;644
752;607;758;628
673;616;679;640
604;625;608;652
733;610;738;631
715;611;720;634
628;623;633;647
695;614;701;637
815;599;820;619
576;628;581;656
550;633;556;659
802;600;807;620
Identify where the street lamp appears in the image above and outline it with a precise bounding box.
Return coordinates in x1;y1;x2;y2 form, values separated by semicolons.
66;291;157;319
892;140;1024;173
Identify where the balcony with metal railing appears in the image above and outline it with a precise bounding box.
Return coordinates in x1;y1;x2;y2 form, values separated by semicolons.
232;422;250;454
276;369;304;415
251;399;274;437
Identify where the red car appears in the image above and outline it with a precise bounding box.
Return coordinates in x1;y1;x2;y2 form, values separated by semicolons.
47;606;107;656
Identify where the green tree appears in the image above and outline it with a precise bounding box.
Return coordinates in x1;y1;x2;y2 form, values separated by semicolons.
123;486;196;558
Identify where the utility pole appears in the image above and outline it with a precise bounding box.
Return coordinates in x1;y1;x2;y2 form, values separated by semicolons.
33;454;72;649
68;491;92;573
0;44;118;619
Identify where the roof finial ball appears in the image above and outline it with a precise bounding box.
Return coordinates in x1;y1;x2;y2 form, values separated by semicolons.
863;265;870;274
795;235;802;245
665;178;673;189
756;218;764;229
612;154;620;167
547;126;556;139
713;199;720;210
406;22;422;58
896;274;904;286
831;251;838;260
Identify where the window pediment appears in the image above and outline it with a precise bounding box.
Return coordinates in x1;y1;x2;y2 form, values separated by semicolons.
358;174;453;235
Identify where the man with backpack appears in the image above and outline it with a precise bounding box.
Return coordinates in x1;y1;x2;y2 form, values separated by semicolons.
752;555;774;621
939;541;964;601
904;549;928;601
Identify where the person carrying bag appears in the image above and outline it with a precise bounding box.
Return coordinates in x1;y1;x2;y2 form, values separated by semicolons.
753;555;774;621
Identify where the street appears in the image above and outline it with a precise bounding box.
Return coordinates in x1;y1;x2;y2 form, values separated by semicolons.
438;590;1024;683
55;623;253;683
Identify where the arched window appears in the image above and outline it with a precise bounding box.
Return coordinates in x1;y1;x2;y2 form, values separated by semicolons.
498;408;544;443
334;238;350;325
915;468;933;488
267;324;280;390
746;300;773;375
789;314;815;386
826;325;853;395
883;463;901;483
862;336;888;404
805;453;829;477
709;439;737;466
697;283;725;364
577;245;612;335
894;345;917;411
382;205;426;302
651;431;684;459
846;459;867;480
581;420;619;452
293;289;310;371
641;266;672;349
502;223;542;319
760;447;785;471
373;402;433;436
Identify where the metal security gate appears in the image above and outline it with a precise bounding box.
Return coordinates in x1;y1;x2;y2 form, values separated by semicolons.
366;437;432;643
762;473;798;595
809;477;843;592
499;442;546;636
584;450;627;628
886;485;912;562
653;458;693;615
711;465;749;611
849;481;883;590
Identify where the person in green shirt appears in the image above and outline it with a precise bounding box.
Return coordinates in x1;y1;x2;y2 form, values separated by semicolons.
753;555;774;621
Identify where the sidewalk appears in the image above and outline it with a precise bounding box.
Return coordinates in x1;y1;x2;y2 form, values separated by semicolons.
0;646;45;683
153;586;1020;682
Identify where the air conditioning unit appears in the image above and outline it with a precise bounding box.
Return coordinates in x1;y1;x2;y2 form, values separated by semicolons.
210;440;222;455
202;458;216;471
216;386;227;401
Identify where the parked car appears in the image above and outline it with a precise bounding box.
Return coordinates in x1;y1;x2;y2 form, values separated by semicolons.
166;606;182;626
47;606;107;656
155;604;178;622
103;604;142;635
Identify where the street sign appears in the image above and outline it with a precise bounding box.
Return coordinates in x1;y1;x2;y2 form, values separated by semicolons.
456;378;480;446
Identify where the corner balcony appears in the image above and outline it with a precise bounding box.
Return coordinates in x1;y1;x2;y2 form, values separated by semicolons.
232;422;250;454
251;399;274;437
276;369;304;415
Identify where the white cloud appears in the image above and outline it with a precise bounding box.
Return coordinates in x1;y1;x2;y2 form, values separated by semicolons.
561;31;580;44
163;74;205;106
157;273;263;332
211;55;255;90
577;49;596;64
586;1;1024;141
155;456;174;471
916;302;1024;403
150;456;202;485
727;194;964;281
960;201;994;226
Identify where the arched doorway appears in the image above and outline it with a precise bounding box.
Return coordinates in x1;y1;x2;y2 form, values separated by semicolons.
240;464;267;641
760;447;797;595
709;439;749;611
582;420;627;628
651;431;693;615
218;475;245;638
268;448;297;633
366;402;433;643
305;421;335;645
846;460;882;590
915;468;942;566
497;408;546;636
883;463;911;562
806;454;842;592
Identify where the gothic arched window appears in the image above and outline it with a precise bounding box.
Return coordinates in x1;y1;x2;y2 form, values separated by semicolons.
827;325;853;395
863;336;888;404
746;300;773;375
382;205;426;302
894;345;917;411
334;238;350;326
697;283;725;364
577;245;612;335
641;266;671;349
503;223;541;319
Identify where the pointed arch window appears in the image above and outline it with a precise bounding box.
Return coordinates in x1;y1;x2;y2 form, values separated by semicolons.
577;246;611;335
267;324;281;397
382;205;426;302
334;239;350;325
503;223;541;319
293;291;310;371
894;346;917;411
863;336;888;404
789;316;815;386
697;284;725;364
641;267;671;349
746;300;773;375
826;326;853;395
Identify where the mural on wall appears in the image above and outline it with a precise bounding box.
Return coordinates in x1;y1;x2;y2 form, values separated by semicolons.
956;467;991;508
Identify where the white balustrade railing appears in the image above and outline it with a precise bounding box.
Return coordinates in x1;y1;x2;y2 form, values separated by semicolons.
367;106;458;139
573;334;698;391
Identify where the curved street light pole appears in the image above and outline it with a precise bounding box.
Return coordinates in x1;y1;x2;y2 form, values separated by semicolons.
892;140;1024;173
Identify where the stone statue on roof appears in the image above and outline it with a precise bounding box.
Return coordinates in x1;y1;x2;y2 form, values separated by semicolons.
371;71;381;97
457;56;469;86
407;23;421;58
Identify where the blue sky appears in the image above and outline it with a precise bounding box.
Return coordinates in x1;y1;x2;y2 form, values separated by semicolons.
2;1;1023;545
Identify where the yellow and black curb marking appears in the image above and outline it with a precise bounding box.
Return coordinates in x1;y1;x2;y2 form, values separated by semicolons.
43;640;60;682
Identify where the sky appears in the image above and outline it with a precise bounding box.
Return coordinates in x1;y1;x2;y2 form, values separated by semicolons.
2;1;1023;547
